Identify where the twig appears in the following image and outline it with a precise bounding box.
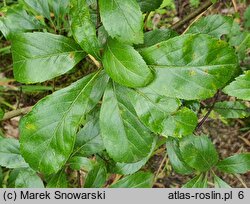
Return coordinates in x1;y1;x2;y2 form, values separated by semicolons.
154;153;167;182
196;92;220;131
88;54;101;69
232;0;238;12
171;0;213;30
1;106;33;121
234;174;248;188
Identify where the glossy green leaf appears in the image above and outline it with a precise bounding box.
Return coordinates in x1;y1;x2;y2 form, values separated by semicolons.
100;82;155;163
99;0;143;44
166;138;193;175
110;172;154;188
126;88;197;136
70;0;100;59
109;138;156;175
84;163;107;188
15;168;44;188
20;71;109;174
214;101;250;119
0;5;43;39
22;0;51;20
140;34;238;100
103;38;153;88
137;0;163;12
216;153;250;174
12;32;85;83
0;137;28;169
182;174;207;188
136;29;178;49
223;71;250;101
186;15;234;38
68;156;94;171
47;169;68;188
214;175;231;188
179;135;218;172
74;110;105;157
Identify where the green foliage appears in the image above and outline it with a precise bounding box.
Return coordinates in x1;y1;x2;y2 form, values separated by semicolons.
0;0;249;188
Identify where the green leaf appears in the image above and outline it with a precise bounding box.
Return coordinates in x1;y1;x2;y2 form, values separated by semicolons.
47;169;68;188
179;135;218;172
136;29;178;49
103;38;153;88
99;0;143;44
12;32;85;83
22;0;51;20
214;175;231;188
20;71;109;175
68;156;94;171
100;82;155;163
0;138;28;169
186;15;234;38
48;0;70;20
84;163;107;188
15;168;44;188
182;174;207;188
244;6;250;29
140;34;238;100
223;71;250;101
0;167;3;187
109;138;156;175
214;101;250;119
74;110;105;157
166;138;193;175
137;0;163;12
216;153;250;174
70;0;100;59
0;108;4;120
110;171;154;188
126;88;197;137
0;5;43;39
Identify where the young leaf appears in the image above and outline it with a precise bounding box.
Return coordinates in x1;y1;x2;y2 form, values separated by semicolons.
47;169;68;188
182;174;207;188
214;101;250;119
0;5;43;39
137;0;163;12
166;138;193;175
216;153;250;174
70;0;100;59
84;164;107;188
186;15;234;38
102;38;153;88
179;135;218;172
12;32;85;83
20;71;109;175
136;29;178;49
100;82;155;163
22;0;51;20
48;0;70;20
15;168;44;188
109;138;156;175
110;172;154;188
214;175;231;188
223;71;250;101
74;110;105;157
0;137;28;169
68;156;94;171
99;0;143;44
140;34;238;100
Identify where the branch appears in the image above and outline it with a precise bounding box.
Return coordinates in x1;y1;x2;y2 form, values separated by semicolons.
1;106;33;121
171;0;213;30
196;91;219;131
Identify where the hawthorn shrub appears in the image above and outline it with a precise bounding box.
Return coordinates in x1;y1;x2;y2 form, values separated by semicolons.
0;0;249;188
